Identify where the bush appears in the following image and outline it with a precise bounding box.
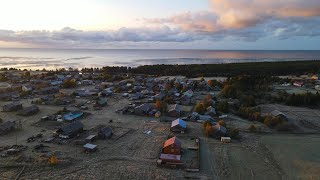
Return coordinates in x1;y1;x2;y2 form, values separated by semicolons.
63;79;77;88
229;128;240;138
248;124;257;132
218;120;226;127
217;101;229;113
195;102;206;114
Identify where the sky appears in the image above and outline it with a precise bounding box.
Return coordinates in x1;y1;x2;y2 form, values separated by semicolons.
0;0;319;49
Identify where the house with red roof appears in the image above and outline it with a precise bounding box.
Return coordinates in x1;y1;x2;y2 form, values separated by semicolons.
162;136;182;155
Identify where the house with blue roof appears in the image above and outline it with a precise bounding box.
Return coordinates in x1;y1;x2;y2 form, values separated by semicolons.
170;118;187;133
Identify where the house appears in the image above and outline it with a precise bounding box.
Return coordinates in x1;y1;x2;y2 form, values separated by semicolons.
167;104;183;118
205;106;216;117
212;123;227;138
180;95;191;106
162;136;182;155
74;89;90;97
22;85;34;92
190;112;215;122
0;92;19;101
183;90;194;98
56;121;84;138
83;143;98;152
0;121;15;135
98;127;113;139
3;102;23;112
17;105;39;116
293;81;304;87
36;86;60;95
63;111;84;121
134;103;151;115
131;92;144;100
270;110;288;121
51;81;63;86
95;98;107;107
81;80;94;85
99;89;113;97
154;92;166;100
171;118;187;133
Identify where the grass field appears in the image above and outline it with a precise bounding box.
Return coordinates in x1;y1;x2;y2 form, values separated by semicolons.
261;135;320;180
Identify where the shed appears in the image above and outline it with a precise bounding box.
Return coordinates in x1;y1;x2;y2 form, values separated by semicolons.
83;143;98;152
0;121;15;135
221;137;231;143
3;102;23;112
85;135;97;142
17;105;39;116
98;127;113;139
159;153;181;163
270;110;288;121
163;136;182;155
205;106;216;117
134;103;151;115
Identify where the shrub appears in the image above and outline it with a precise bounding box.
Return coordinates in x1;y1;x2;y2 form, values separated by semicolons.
195;102;206;114
63;79;77;88
217;101;229;113
248;124;257;132
229;128;240;138
218;120;226;127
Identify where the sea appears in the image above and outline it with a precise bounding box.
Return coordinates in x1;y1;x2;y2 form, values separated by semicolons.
0;48;319;70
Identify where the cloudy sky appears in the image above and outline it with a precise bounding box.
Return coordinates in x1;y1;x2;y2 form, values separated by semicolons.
0;0;319;49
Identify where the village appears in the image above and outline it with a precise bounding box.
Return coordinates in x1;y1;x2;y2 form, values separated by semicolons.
0;69;320;179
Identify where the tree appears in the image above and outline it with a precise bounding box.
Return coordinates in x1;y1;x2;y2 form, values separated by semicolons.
205;124;214;137
203;121;212;129
229;128;239;138
63;79;77;88
155;100;167;112
195;102;206;114
217;101;229;113
202;94;213;108
264;116;272;127
208;80;215;87
218;120;226;127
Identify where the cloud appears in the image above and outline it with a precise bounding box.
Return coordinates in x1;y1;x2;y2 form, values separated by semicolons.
146;0;320;41
210;0;320;29
0;0;320;47
0;26;198;48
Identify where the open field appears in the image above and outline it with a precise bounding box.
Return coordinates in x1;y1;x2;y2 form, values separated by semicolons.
261;135;320;180
1;92;320;179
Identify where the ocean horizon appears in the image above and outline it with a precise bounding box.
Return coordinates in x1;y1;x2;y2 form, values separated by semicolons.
0;48;320;70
